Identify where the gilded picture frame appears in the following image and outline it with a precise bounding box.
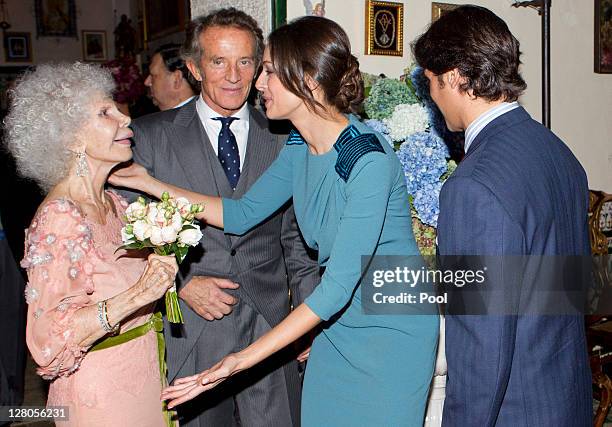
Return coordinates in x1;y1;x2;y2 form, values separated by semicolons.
82;30;108;62
365;0;403;56
431;2;460;22
34;0;77;39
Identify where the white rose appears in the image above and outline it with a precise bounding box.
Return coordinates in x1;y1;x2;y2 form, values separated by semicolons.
179;206;191;219
171;211;184;232
150;226;164;246
133;220;152;241
178;227;203;246
161;226;179;244
147;205;159;225
120;226;134;243
125;202;147;222
175;197;190;211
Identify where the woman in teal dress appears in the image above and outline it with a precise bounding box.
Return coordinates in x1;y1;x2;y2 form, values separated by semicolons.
113;16;438;426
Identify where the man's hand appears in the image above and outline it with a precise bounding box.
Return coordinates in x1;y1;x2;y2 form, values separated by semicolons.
296;346;311;363
179;276;239;321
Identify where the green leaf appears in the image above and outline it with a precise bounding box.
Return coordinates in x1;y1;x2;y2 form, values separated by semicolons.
176;246;189;263
115;242;145;253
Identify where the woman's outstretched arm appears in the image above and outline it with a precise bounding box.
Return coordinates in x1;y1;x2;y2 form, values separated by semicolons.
161;303;321;408
111;143;296;233
109;163;224;227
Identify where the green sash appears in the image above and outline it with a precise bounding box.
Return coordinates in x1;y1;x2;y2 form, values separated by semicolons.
91;312;175;426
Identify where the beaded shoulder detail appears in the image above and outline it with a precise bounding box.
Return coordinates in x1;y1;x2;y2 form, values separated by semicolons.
21;198;97;294
333;125;384;182
285;124;385;181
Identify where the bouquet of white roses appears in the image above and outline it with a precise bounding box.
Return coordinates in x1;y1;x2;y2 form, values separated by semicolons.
120;192;204;323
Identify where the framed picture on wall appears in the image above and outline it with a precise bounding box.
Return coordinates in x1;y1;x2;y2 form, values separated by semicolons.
34;0;77;38
431;2;460;22
82;30;108;62
144;0;189;41
4;32;32;63
595;0;612;73
365;0;403;56
302;0;326;17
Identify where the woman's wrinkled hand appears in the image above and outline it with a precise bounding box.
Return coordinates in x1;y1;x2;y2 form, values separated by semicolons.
108;162;151;193
133;254;177;306
161;352;247;409
149;253;178;277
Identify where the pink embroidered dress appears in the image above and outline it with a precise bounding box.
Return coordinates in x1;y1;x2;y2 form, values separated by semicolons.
22;191;166;426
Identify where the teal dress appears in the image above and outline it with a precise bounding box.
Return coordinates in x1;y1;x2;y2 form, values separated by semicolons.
223;116;439;426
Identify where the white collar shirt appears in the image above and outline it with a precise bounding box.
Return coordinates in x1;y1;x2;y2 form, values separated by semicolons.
196;95;250;171
464;101;519;153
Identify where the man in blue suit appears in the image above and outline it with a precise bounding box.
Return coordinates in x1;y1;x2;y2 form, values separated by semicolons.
413;6;592;426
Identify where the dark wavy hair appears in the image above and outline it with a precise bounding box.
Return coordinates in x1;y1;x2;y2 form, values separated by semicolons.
181;8;264;69
267;16;363;115
412;5;526;102
154;43;199;93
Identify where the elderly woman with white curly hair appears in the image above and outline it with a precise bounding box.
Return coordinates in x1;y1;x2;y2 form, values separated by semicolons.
4;62;178;426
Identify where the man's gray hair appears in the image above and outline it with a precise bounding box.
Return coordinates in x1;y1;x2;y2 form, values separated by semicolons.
3;62;115;193
181;7;264;69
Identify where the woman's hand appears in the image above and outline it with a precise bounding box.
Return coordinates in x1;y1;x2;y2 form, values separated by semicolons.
149;254;179;277
108;162;152;193
161;352;248;409
131;254;178;306
161;304;322;408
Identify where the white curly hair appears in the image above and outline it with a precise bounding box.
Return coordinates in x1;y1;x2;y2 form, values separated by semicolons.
3;62;115;193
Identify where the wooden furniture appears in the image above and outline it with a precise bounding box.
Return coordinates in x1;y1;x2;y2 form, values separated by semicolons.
587;190;612;427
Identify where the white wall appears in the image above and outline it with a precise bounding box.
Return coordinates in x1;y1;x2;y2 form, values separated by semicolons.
0;0;129;66
191;0;272;35
287;0;612;192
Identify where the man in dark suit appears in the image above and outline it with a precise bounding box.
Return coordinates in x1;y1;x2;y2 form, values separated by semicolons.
129;8;319;427
144;43;198;111
413;6;592;426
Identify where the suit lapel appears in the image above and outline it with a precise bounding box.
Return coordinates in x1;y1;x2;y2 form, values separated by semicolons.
233;106;276;197
163;101;213;195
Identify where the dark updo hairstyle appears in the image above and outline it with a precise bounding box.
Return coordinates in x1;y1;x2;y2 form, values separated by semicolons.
412;5;526;102
267;16;363;115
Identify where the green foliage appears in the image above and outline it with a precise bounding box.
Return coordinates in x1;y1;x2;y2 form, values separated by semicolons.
364;78;419;120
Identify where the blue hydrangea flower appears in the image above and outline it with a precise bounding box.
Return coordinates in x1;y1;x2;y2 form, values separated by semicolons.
363;119;393;147
396;132;449;227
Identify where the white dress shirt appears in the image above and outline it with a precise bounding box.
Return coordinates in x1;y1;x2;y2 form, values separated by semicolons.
196;95;250;171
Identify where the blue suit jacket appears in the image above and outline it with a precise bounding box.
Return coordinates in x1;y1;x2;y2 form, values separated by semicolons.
438;107;592;427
